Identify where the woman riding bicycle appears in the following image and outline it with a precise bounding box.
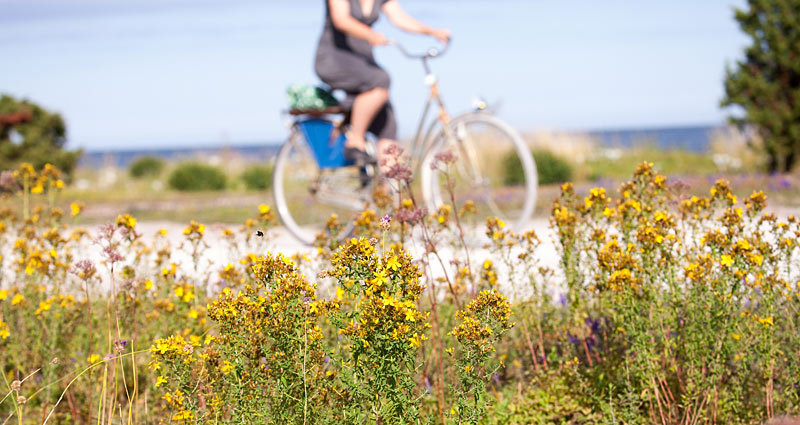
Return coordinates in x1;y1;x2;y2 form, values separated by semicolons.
315;0;450;167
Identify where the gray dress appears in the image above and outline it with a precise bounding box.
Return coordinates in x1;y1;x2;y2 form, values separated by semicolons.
314;0;397;140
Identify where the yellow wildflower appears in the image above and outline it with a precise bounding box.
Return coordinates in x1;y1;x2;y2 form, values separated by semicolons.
720;255;734;267
70;202;83;216
385;256;400;271
35;300;51;315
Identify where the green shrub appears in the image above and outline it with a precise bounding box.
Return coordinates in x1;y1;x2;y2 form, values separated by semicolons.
503;149;573;185
488;370;601;425
239;164;273;191
0;93;82;177
167;162;227;191
128;155;165;178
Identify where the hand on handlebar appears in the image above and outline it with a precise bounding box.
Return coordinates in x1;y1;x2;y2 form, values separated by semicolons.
368;31;389;46
390;37;450;59
430;28;451;45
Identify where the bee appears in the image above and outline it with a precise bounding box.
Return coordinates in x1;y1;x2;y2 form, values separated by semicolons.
256;230;264;237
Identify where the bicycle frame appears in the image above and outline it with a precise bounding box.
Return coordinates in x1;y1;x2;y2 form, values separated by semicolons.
394;41;453;168
392;41;486;184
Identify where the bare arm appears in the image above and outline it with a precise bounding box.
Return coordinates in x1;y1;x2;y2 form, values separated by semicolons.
382;0;450;43
328;0;387;45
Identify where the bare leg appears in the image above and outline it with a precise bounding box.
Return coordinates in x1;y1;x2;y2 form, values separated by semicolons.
348;87;389;151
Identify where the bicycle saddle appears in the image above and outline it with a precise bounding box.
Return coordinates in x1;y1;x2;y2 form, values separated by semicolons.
288;106;346;116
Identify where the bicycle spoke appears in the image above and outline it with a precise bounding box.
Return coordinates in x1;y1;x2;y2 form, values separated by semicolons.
274;130;376;244
421;114;537;231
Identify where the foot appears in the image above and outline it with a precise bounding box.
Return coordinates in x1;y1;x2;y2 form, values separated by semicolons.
344;147;377;166
344;147;376;188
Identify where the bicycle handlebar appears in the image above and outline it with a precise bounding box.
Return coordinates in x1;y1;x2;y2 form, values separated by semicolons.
388;39;450;60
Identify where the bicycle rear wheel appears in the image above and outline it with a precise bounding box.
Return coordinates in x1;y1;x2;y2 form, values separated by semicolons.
419;113;537;231
273;129;375;245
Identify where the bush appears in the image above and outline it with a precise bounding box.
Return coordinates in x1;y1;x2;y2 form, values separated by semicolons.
167;162;227;191
239;164;273;191
503;148;573;185
128;156;165;178
0;93;82;177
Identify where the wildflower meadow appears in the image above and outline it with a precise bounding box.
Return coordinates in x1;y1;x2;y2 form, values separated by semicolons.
1;159;800;424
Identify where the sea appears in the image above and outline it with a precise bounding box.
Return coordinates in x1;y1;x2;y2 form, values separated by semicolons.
79;124;727;168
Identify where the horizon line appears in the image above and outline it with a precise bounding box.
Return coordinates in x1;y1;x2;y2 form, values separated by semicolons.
77;121;729;153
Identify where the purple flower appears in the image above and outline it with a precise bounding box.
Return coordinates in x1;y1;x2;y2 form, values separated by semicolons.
379;215;392;231
568;333;578;345
432;150;457;168
102;245;124;263
397;206;425;225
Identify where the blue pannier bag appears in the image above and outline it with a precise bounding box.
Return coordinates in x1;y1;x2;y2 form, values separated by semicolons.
297;119;352;169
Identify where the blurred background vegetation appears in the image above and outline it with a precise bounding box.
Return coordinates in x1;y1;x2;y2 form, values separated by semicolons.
1;0;798;225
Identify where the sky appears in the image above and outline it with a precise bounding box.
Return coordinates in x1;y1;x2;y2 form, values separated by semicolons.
0;0;749;151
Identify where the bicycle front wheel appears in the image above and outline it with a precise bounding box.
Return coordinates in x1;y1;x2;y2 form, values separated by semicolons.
273;129;374;245
419;113;537;231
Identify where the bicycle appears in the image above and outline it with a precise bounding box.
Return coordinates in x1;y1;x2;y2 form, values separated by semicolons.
273;41;538;245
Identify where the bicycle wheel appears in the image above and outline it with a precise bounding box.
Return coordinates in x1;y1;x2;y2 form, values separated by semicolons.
273;128;376;245
419;113;537;231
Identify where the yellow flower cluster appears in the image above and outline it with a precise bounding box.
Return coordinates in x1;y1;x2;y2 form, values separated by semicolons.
0;320;9;340
596;240;640;292
115;214;137;229
450;290;513;353
582;187;609;211
481;259;498;288
172;283;196;303
257;204;274;223
326;238;430;355
435;204;452;226
10;163;65;195
485;217;508;242
209;254;331;351
355;209;377;228
183;220;205;238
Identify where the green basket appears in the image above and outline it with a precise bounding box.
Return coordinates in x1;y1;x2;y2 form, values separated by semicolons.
286;85;339;111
